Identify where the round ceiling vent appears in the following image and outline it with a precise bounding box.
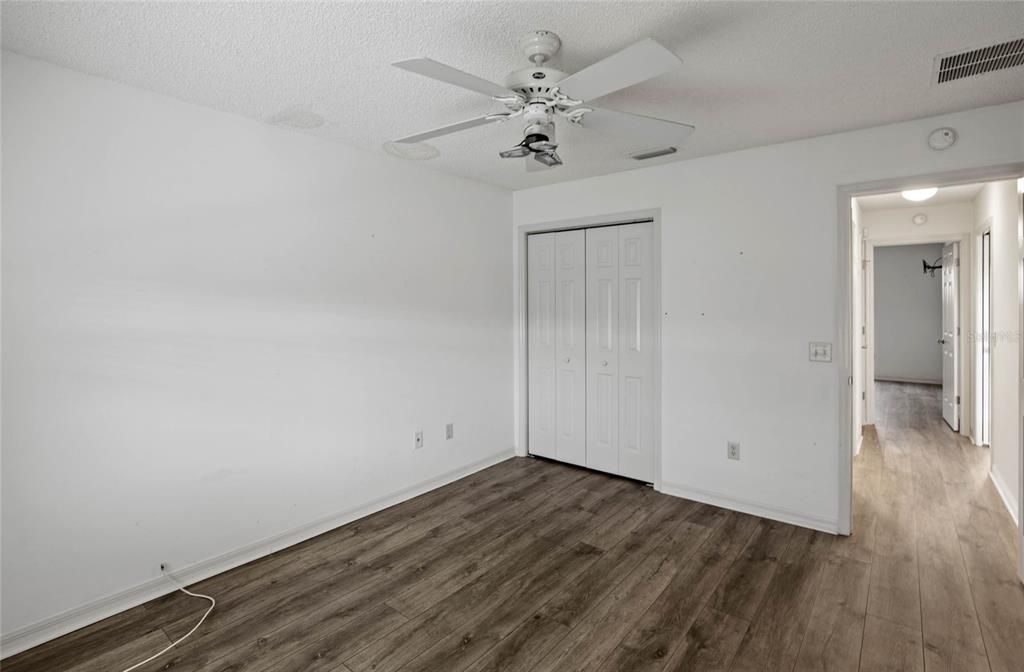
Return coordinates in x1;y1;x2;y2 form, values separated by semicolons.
383;141;441;160
927;127;957;151
912;213;928;226
267;106;325;129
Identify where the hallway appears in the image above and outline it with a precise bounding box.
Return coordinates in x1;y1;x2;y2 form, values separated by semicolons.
849;381;1024;671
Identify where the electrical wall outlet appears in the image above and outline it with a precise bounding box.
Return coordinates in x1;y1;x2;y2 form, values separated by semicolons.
727;441;741;460
415;431;424;450
445;423;454;440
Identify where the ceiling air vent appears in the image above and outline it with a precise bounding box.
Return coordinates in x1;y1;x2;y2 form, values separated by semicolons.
934;36;1024;83
631;146;677;161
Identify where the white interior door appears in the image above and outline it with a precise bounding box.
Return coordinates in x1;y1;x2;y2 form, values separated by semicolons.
586;226;619;474
554;230;587;466
616;223;656;482
941;242;960;431
527;233;557;459
585;223;655;482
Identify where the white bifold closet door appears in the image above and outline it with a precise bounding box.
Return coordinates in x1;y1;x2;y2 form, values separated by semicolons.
528;222;655;482
586;223;655;482
527;230;587;466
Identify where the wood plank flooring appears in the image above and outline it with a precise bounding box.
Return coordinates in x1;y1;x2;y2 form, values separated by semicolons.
5;380;1023;671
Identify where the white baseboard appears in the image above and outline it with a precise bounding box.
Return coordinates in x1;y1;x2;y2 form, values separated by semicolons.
874;376;942;386
0;449;514;659
989;467;1020;526
854;434;863;457
658;481;839;534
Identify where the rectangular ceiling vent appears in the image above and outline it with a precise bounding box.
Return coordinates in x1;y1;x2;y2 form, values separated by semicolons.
631;146;677;161
934;37;1024;83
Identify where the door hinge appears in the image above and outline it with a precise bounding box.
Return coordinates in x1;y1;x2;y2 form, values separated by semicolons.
861;326;866;335
956;395;961;405
957;327;961;335
848;376;853;385
956;257;961;267
862;391;866;400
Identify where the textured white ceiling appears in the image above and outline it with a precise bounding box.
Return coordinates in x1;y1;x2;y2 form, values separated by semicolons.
857;182;987;211
3;1;1023;190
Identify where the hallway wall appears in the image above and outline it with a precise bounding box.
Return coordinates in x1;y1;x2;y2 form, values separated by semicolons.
873;243;944;384
975;180;1021;521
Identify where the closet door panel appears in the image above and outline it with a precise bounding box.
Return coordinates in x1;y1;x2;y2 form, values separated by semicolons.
554;230;587;466
617;222;655;482
586;226;620;474
527;233;557;459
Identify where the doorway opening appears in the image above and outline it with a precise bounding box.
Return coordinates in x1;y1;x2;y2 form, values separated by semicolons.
838;171;1024;664
841;168;1024;600
865;241;950;430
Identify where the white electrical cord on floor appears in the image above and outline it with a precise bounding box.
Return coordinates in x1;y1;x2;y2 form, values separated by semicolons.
119;571;215;672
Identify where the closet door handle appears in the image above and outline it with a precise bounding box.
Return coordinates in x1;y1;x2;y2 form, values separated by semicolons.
602;360;608;367
564;357;571;363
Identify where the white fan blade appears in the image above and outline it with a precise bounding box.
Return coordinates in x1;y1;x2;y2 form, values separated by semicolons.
394;115;502;143
572;107;694;146
556;39;682;102
393;58;517;98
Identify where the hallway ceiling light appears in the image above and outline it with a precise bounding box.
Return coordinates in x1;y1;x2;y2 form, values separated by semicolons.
901;187;938;202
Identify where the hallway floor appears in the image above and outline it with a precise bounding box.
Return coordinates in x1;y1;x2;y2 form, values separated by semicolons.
851;381;1024;671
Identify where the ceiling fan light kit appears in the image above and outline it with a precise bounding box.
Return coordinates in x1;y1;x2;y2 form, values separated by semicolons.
390;31;695;171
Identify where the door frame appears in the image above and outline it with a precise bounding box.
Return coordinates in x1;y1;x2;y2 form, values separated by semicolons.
837;163;1024;538
514;208;663;489
863;236;966;431
1016;178;1024;582
977;226;993;447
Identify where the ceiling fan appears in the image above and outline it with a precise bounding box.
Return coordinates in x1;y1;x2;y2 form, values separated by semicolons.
390;31;694;170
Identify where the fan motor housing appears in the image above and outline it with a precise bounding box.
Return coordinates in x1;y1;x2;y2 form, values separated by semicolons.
505;67;568;98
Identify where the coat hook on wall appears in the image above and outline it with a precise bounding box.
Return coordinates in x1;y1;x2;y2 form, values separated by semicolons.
922;257;942;277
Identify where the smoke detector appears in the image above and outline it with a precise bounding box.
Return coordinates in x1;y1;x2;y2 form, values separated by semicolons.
927;127;957;151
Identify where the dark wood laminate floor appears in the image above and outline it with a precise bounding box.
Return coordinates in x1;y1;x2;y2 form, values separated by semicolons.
5;382;1023;671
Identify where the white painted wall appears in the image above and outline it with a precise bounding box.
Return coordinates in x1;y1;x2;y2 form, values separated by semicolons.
872;244;944;384
1;52;514;646
975;180;1021;522
513;100;1024;532
862;202;976;244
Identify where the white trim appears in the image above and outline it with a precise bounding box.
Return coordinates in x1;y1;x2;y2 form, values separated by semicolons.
660;481;839;534
0;449;514;659
990;467;1021;526
870;232;972;246
513;209;663;488
854;433;864;457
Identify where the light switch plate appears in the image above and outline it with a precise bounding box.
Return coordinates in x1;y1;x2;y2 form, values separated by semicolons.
809;342;832;362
